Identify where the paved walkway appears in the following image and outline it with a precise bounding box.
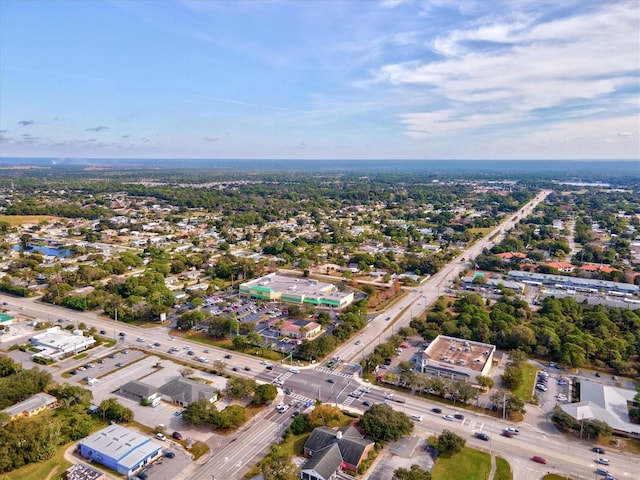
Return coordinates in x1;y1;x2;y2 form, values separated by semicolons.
488;453;496;479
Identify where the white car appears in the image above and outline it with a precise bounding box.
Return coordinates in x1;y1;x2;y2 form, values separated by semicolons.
410;414;423;422
504;427;519;435
443;414;454;421
385;393;394;400
596;458;610;465
137;337;145;342
289;368;300;374
154;433;166;441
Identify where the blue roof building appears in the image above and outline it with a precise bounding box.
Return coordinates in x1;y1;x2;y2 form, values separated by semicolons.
78;424;162;476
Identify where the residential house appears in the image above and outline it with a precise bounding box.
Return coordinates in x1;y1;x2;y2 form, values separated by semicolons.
301;426;374;480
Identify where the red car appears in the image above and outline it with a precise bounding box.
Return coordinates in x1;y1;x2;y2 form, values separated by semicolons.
501;431;514;438
399;344;409;349
532;456;547;464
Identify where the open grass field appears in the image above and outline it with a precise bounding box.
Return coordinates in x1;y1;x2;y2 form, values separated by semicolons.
513;363;539;402
494;456;513;480
0;215;63;226
431;447;491;480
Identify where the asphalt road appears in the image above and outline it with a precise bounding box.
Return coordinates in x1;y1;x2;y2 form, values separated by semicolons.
6;190;640;479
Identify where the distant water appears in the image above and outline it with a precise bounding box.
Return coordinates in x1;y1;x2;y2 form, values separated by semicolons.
13;244;72;258
0;157;638;178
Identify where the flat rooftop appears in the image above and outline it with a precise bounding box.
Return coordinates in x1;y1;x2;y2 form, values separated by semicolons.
423;335;494;372
242;273;346;300
30;326;94;350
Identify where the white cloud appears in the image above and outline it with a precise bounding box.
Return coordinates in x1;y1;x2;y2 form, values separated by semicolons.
372;1;640;145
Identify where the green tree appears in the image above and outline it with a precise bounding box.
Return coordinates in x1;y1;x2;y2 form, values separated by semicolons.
98;398;133;422
308;404;342;427
393;464;432;480
358;404;414;443
253;384;278;405
289;413;313;435
501;365;523;390
476;375;494;391
437;429;466;455
261;449;299;480
219;404;246;428
225;376;257;400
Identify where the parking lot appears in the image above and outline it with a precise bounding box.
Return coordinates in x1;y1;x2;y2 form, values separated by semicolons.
87;352;229;443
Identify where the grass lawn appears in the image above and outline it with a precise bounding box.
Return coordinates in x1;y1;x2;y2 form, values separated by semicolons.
494;456;513;480
0;215;63;226
513;363;539;402
431;447;491;480
542;475;571;480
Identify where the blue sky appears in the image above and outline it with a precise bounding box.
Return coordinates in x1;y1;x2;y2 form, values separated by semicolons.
0;0;638;160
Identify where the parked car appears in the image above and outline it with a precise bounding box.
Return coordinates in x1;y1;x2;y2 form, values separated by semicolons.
164;451;175;458
137;472;148;480
154;433;166;441
532;456;547;464
172;431;183;440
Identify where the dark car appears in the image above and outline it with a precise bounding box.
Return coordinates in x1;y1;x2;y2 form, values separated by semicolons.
99;330;107;335
592;446;605;454
454;414;464;420
432;408;442;414
108;354;116;359
232;367;239;371
501;430;514;438
475;433;489;441
119;332;126;336
172;431;183;440
244;366;251;371
224;354;232;359
362;400;372;407
137;473;148;480
164;451;175;458
187;351;195;356
326;378;335;383
69;370;77;375
266;365;274;370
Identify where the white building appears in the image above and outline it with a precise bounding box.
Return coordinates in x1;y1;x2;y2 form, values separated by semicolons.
415;335;495;383
29;326;95;361
560;380;640;437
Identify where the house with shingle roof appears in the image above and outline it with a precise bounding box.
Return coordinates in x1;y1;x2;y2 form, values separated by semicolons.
157;377;217;407
301;425;374;479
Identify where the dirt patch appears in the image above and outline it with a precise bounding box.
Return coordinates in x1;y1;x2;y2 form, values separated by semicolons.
43;465;59;480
